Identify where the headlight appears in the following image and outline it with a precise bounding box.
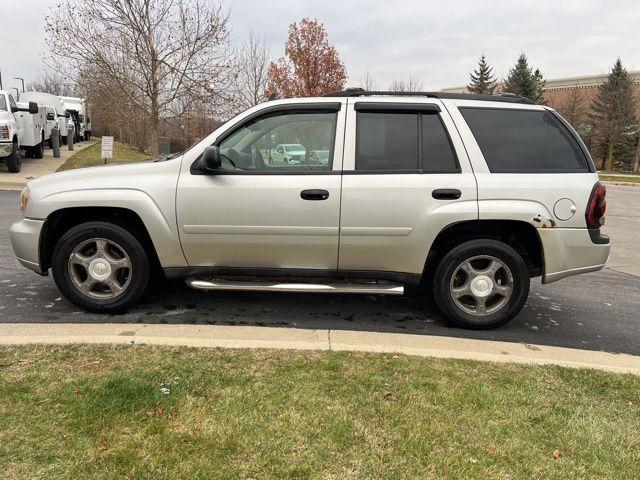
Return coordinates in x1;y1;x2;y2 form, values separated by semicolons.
0;124;9;140
20;186;30;215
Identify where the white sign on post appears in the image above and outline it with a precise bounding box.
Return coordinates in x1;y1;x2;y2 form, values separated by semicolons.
101;136;114;164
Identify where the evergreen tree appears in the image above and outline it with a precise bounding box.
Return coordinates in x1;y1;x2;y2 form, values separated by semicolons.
467;54;497;95
503;53;538;102
590;58;638;171
533;68;546;104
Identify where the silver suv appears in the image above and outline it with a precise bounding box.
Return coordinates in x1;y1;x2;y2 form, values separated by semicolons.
10;89;610;329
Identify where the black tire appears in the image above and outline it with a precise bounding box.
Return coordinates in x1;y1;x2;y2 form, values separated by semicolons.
432;239;530;329
52;221;150;313
5;141;21;173
34;138;44;159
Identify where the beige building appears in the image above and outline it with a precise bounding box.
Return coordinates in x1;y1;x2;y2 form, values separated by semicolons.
443;72;640;171
442;71;640;118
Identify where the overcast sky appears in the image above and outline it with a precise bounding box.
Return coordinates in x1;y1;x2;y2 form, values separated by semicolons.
2;0;639;92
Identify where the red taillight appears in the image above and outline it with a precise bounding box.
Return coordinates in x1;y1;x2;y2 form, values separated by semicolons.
586;182;606;229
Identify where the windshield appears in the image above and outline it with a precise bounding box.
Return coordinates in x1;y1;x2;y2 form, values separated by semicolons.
0;95;6;112
285;144;305;152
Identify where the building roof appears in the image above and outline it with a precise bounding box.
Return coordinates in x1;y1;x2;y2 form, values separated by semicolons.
442;70;640;93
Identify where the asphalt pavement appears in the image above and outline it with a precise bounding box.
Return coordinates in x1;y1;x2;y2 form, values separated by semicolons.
1;186;639;356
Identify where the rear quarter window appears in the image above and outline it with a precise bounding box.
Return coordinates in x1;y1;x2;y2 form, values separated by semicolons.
460;107;589;173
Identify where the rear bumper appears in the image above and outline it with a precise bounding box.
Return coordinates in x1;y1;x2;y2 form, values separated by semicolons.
0;142;12;157
539;228;610;284
9;218;45;275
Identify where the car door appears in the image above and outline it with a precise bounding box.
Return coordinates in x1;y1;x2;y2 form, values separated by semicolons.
338;99;478;275
176;101;346;270
7;94;22;143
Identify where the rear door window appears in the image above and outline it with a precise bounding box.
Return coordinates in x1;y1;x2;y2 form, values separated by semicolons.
421;114;459;173
460;108;589;172
356;110;459;172
356;112;418;171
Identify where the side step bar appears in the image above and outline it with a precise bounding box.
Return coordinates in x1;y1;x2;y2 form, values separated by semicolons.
186;277;405;296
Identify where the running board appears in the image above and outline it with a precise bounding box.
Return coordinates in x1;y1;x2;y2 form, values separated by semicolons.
185;277;404;295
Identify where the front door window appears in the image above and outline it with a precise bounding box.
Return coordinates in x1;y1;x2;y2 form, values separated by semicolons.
217;111;337;172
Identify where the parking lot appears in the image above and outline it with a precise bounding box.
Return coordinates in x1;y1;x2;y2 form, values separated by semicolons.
1;184;639;355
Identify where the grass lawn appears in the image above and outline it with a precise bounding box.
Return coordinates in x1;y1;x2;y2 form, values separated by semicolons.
56;141;149;172
1;346;639;479
599;172;640;184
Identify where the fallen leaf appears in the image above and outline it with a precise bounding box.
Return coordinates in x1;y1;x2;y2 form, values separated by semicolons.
551;449;561;459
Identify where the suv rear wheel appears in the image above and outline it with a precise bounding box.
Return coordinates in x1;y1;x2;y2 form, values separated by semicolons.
432;239;530;329
52;221;150;313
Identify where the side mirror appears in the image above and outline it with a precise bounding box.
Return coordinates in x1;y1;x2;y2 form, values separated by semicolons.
200;146;221;172
11;105;18;113
28;102;39;115
65;112;70;118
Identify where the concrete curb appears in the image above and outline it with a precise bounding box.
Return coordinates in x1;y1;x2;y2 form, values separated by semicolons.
1;323;639;375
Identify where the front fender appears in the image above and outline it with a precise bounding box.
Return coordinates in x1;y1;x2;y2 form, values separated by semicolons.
33;188;187;268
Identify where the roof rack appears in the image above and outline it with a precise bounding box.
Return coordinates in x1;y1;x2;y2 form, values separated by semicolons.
321;87;534;105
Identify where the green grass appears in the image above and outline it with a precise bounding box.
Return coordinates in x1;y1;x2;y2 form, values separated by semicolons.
0;345;639;479
599;172;640;184
56;141;149;172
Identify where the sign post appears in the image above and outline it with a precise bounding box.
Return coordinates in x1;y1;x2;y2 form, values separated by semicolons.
101;136;114;165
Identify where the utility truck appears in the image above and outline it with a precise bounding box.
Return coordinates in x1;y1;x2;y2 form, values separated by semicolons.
59;96;90;142
20;92;71;146
0;90;44;173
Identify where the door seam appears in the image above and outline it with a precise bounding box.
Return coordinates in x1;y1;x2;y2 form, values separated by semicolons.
336;98;348;270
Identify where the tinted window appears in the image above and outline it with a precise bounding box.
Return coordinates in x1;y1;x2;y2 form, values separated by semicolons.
356;112;418;171
461;108;588;172
421;114;459;173
217;111;337;172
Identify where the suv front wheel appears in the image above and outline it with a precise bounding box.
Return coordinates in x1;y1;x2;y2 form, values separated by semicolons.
432;239;530;329
52;221;150;313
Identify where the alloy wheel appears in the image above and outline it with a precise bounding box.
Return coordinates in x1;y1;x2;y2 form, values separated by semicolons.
67;238;132;299
449;255;514;316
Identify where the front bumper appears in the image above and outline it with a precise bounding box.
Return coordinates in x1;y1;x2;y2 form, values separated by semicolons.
9;218;45;275
539;228;611;284
0;142;13;157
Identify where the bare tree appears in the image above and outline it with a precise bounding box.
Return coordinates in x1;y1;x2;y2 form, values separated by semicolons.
559;85;587;128
234;32;271;110
26;70;76;96
46;0;235;154
360;71;378;91
389;76;424;92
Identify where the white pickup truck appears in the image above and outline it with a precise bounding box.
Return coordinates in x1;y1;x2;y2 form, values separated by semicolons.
0;90;45;173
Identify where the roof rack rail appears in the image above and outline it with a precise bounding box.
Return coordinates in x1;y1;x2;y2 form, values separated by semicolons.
321;88;534;105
